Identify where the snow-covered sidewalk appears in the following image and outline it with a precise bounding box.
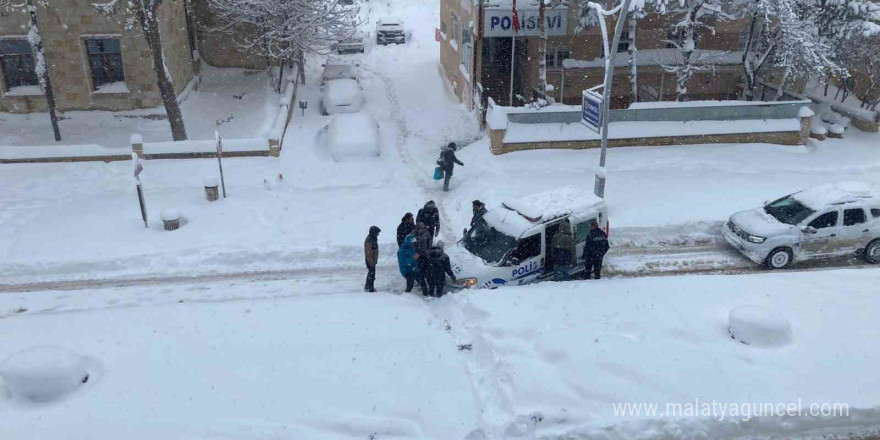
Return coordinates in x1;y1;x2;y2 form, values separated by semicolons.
1;269;879;439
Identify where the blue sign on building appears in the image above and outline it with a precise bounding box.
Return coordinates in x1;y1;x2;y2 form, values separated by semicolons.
582;90;603;134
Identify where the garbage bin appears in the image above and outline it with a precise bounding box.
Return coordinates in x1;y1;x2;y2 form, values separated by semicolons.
204;177;220;202
160;208;181;231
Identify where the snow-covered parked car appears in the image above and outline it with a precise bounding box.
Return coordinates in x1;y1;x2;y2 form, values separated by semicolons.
326;113;380;161
321;58;359;84
448;187;609;289
722;181;880;269
376;17;406;45
322;79;363;115
335;31;365;54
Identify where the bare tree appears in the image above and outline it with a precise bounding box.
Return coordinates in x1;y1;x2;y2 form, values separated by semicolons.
206;0;361;87
92;0;188;141
1;0;62;141
837;33;880;111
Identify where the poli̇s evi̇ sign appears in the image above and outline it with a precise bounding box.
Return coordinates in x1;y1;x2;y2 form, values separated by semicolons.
483;8;568;37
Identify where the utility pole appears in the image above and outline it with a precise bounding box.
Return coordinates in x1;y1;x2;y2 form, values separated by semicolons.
589;0;632;199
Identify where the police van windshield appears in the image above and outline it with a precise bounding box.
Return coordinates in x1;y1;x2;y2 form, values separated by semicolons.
464;218;517;264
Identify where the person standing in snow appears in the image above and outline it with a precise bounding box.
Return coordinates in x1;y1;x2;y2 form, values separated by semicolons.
582;220;610;280
471;200;488;228
397;212;414;247
364;226;381;292
550;221;576;281
416;201;440;242
426;241;456;298
437;142;464;192
412;222;432;294
397;232;421;293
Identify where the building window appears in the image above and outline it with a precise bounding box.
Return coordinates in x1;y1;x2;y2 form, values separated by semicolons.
666;29;686;49
617;30;630;52
441;20;447;36
451;13;459;45
460;25;472;73
85;38;125;90
546;48;570;68
738;30;751;51
0;39;39;90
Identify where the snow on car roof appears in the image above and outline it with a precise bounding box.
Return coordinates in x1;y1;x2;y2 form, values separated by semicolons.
378;17;403;25
482;206;536;239
791;181;878;209
502;186;604;223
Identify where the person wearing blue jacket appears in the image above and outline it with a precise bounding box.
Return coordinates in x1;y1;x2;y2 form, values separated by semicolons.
398;233;427;293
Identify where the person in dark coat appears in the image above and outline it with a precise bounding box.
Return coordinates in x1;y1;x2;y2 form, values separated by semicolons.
582;220;610;280
437;142;464;192
412;222;432;293
426;241;456;298
396;212;414;247
550;221;577;281
364;226;381;292
471;200;488;228
416;201;440;241
397;233;421;292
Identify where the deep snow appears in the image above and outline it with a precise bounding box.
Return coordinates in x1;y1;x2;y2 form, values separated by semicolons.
1;270;879;439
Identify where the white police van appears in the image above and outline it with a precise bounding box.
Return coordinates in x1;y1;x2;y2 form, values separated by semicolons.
447;187;609;289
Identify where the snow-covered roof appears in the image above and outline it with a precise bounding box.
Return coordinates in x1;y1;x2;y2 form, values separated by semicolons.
791;182;879;210
482;206;536;238
563;49;743;69
377;17;403;26
502;186;604;223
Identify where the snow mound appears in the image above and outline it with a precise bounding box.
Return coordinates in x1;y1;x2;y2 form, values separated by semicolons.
798;106;815;118
327;113;380;161
203;177;219;187
322;79;363;115
486;98;508;130
728;306;793;347
0;347;91;401
792;181;878;210
502;186;604;222
829;124;846;134
160;208;181;222
810;125;828;135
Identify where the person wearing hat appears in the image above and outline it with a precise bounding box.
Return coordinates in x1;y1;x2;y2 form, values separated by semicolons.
426;240;456;298
396;212;415;247
437;142;464;192
364;226;381;292
471;200;488;228
582;220;610;280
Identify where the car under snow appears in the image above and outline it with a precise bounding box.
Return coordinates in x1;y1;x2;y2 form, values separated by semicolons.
325;113;380;162
376;17;406;45
322;79;363;115
321;59;359;84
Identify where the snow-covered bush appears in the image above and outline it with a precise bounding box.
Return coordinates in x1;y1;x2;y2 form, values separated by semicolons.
0;347;92;401
728;306;793;347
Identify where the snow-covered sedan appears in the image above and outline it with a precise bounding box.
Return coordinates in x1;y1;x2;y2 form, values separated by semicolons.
722;182;880;269
376;17;406;45
326;113;380;162
321;58;359;84
335;31;365;54
322;79;363;115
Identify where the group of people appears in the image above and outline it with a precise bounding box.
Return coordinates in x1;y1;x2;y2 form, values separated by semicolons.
362;201;458;296
395;201;457;297
363;198;610;294
550;219;610;281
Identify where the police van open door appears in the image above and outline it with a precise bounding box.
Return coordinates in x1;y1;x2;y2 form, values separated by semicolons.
507;232;543;285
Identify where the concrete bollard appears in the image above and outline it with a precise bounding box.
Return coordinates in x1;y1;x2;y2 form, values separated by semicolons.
160;208;181;231
204;177;220;202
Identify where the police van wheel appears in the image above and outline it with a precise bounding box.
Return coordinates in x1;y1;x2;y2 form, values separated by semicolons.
864;239;880;264
765;247;793;270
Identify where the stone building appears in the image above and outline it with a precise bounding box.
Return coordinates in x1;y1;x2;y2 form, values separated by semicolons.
0;0;198;113
440;0;754;112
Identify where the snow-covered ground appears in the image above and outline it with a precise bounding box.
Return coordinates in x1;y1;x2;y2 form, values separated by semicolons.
0;66;278;149
2;269;879;439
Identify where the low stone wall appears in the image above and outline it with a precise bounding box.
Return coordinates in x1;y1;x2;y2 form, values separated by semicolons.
489;127;805;155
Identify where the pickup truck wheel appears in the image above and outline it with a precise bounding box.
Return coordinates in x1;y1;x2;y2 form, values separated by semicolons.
865;239;880;264
765;247;793;270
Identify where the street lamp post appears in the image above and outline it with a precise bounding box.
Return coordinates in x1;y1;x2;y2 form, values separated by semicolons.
589;0;633;198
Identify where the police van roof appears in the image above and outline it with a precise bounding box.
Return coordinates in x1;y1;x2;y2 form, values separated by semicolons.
502;186;604;223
